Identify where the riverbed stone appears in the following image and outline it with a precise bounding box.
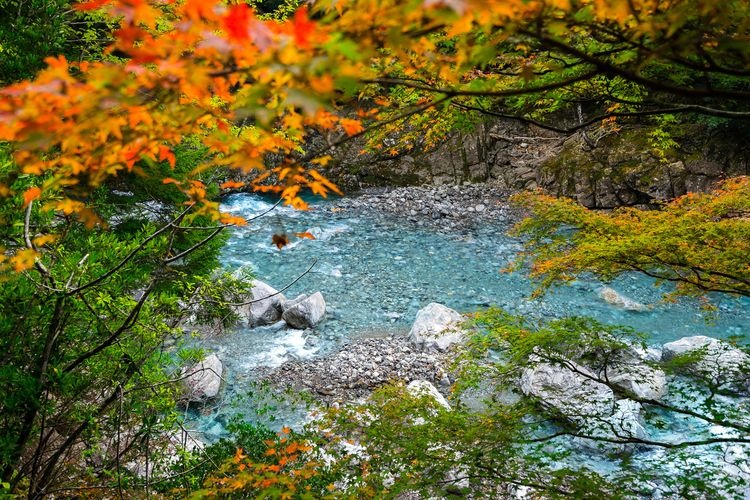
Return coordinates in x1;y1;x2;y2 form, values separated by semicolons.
662;335;750;392
281;293;308;312
263;336;449;402
597;286;647;312
182;354;223;403
407;302;465;352
282;291;326;329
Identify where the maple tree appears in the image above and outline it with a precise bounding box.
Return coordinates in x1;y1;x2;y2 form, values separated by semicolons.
1;0;749;273
512;177;750;300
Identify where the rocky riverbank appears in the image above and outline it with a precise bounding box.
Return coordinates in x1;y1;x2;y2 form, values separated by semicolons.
262;336;453;403
327;182;522;233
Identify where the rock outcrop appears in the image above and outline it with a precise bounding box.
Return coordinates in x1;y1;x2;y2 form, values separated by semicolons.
520;356;647;447
662;335;750;392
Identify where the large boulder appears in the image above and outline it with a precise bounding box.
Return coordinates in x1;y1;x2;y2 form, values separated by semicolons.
281;291;326;329
600;342;668;401
182;354;223;403
662;335;750;392
520;356;646;445
241;280;285;327
407;303;465;352
280;294;308;312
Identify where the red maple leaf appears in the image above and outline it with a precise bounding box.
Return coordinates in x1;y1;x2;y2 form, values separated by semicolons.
224;4;251;42
293;6;315;48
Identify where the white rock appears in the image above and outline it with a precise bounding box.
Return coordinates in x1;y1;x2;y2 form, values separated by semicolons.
598;286;647;312
407;303;465;352
602;343;668;400
607;366;667;401
182;354;223;403
407;380;451;411
520;355;647;448
662;335;750;391
520;357;613;420
282;291;326;329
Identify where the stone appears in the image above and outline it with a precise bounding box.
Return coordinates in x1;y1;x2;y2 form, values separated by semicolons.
243;280;285;327
662;335;750;392
601;341;668;401
280;293;308;312
598;286;647;312
520;357;613;420
520;355;647;447
282;291;326;329
406;380;451;411
182;354;223;403
407;302;465;352
606;366;667;401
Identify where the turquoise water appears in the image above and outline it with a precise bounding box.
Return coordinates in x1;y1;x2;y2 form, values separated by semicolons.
219;193;749;346
193;192;750;426
185;192;750;494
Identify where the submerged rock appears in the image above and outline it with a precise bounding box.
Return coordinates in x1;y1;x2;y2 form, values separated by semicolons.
662;335;750;392
598;286;647;312
282;291;326;329
182;354;223;403
407;302;465;352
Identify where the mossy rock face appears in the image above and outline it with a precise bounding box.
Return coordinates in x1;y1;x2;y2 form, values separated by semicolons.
235;114;750;206
535;124;750;208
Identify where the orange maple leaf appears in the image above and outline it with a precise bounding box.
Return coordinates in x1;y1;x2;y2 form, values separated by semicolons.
339;118;364;136
74;0;110;11
22;187;41;207
295;232;316;240
220;180;246;189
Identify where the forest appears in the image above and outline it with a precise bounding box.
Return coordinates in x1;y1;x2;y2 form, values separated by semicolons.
0;0;749;497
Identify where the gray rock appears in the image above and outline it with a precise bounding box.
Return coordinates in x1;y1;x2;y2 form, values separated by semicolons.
601;341;668;401
520;355;647;447
662;335;750;392
182;354;223;403
281;294;308;312
243;280;285;327
407;302;465;352
282;292;326;329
